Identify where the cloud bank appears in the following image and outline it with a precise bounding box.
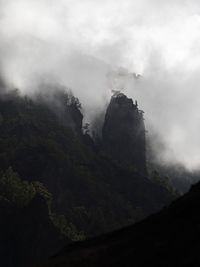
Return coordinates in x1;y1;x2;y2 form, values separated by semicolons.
1;0;200;169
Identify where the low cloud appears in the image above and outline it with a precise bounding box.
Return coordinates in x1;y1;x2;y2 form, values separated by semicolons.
1;0;200;170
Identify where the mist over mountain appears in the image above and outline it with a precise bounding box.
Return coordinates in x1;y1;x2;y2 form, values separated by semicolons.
0;0;200;170
1;1;200;267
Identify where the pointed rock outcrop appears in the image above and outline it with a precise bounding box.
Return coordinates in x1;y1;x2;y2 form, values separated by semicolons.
102;93;146;174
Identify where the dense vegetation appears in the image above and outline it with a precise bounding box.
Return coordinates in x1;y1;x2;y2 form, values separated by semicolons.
0;167;51;207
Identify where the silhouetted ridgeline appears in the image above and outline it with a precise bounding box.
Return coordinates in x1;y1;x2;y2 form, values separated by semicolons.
38;180;200;267
0;89;174;267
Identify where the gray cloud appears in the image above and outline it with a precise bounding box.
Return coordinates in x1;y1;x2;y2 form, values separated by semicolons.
1;0;200;169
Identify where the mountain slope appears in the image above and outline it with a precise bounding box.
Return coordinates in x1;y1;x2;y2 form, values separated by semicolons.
0;89;175;267
0;89;174;236
39;181;200;267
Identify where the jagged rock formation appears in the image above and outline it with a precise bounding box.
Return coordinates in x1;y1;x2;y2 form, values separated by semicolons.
102;93;146;174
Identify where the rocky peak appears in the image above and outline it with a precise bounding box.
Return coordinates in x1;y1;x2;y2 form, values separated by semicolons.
102;92;146;174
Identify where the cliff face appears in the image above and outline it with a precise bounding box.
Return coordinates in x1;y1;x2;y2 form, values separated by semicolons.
102;93;146;174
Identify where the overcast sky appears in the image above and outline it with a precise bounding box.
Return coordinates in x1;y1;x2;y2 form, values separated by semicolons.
1;0;200;169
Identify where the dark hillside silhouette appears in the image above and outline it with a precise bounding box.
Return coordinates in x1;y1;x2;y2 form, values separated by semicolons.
39;181;200;267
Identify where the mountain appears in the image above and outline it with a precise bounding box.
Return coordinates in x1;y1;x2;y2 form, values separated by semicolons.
38;180;200;267
0;88;174;267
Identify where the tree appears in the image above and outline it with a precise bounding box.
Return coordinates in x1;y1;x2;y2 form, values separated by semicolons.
0;167;36;207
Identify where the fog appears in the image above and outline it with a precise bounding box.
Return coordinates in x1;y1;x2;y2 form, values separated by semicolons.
1;0;200;170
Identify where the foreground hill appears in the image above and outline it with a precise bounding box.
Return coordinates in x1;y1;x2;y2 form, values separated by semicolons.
39;181;200;267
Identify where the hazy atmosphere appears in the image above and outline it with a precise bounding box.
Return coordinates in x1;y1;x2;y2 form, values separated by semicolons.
0;0;200;169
